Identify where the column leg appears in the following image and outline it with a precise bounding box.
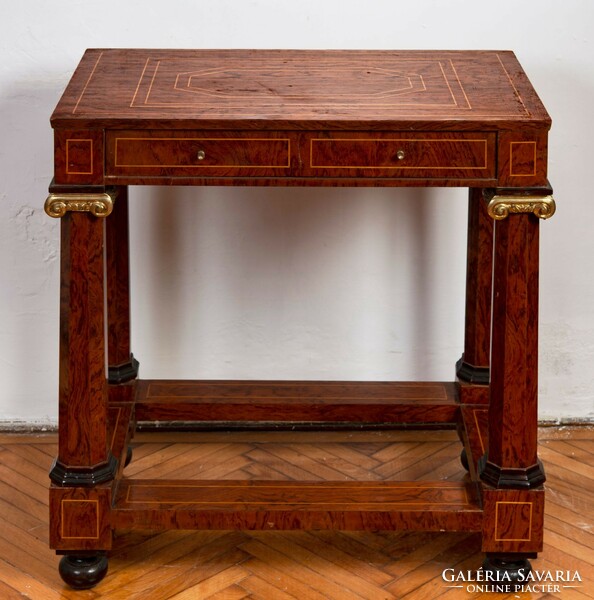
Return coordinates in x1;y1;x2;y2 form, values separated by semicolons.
480;210;544;488
478;190;555;573
106;186;139;384
50;211;117;485
45;193;118;587
457;189;493;471
456;188;493;388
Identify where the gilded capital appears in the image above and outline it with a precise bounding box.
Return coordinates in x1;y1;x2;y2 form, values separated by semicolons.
487;194;556;221
44;192;115;218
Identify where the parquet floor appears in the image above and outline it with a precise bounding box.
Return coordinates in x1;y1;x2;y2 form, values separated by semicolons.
0;427;592;599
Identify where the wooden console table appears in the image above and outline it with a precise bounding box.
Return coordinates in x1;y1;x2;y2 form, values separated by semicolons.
45;49;555;589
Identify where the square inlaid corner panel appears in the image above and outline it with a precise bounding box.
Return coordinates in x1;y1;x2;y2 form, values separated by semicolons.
481;488;545;554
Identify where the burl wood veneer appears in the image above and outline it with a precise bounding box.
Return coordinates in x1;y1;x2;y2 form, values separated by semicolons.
44;49;555;589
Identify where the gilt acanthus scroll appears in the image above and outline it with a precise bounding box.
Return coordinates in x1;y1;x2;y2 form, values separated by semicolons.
44;192;115;218
487;194;556;221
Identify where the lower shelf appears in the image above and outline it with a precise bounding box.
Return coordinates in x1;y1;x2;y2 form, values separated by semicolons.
53;377;548;563
131;380;460;424
112;479;482;532
52;382;496;552
109;380;483;532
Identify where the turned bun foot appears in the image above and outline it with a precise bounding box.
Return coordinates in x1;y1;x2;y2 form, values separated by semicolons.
482;556;531;590
58;555;108;589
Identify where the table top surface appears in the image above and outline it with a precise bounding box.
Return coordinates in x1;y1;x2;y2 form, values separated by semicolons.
51;49;550;131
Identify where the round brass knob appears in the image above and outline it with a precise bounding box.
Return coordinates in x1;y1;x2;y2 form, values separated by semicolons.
396;150;405;161
197;150;206;161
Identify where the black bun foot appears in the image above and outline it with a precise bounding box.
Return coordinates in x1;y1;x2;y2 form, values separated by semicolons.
58;555;108;589
482;556;531;590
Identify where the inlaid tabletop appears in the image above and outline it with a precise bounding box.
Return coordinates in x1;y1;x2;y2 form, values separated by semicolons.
51;49;550;130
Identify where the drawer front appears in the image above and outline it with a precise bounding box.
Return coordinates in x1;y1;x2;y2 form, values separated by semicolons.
307;133;496;179
106;132;292;177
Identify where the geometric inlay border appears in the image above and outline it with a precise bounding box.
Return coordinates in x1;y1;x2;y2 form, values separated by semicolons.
495;501;533;542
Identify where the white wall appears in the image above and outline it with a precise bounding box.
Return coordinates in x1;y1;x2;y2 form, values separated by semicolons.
1;0;592;425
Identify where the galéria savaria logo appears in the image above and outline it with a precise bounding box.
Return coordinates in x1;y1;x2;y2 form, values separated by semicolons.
442;568;583;594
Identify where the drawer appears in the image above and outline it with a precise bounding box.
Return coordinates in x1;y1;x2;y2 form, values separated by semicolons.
106;132;292;177
308;133;496;179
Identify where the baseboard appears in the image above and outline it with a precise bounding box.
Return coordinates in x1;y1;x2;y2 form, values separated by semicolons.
538;418;594;427
0;421;58;432
0;418;593;433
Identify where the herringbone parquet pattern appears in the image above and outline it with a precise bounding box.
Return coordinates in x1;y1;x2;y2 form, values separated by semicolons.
0;427;592;599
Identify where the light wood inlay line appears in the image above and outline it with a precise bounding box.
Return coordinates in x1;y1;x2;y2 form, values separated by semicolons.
65;139;93;175
439;62;459;109
138;60;460;108
448;59;473;110
473;408;486;455
144;381;451;401
60;499;100;540
130;57;151;108
124;482;471;506
145;59;160;104
310;138;488;170
73;51;103;114
496;53;531;117
495;501;533;542
109;406;122;451
130;57;481;112
114;137;291;169
510;141;537;176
